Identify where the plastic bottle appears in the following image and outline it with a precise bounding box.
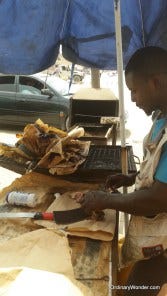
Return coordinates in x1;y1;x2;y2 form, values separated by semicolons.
6;191;37;207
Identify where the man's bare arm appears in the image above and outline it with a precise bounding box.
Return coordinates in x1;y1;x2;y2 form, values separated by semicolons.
77;180;167;216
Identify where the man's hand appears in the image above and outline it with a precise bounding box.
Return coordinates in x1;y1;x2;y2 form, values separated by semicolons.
105;173;136;190
75;190;110;214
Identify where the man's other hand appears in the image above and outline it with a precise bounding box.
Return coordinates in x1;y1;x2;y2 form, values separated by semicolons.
105;173;136;190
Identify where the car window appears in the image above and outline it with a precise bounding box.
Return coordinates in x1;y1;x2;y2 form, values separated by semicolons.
0;76;16;92
19;77;44;95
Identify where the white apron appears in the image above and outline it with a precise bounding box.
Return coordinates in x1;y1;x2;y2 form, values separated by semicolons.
121;114;167;267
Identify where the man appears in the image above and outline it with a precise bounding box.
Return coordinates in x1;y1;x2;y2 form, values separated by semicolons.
76;47;167;295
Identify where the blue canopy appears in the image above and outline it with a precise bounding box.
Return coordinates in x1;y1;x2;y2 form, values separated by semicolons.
0;0;167;74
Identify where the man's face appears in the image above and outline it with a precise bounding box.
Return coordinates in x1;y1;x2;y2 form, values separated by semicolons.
125;72;158;115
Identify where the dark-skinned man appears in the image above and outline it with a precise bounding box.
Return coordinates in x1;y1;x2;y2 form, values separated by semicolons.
76;46;167;295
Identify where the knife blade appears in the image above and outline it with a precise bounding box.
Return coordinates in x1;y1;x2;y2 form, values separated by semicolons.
0;208;89;224
0;212;36;218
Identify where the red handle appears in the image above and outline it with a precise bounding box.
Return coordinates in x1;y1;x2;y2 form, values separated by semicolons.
41;212;54;220
34;212;54;220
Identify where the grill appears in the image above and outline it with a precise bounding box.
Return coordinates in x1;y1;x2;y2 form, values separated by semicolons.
81;145;136;171
65;145;137;182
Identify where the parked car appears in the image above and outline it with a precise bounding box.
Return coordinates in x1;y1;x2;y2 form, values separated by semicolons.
0;74;70;130
57;65;84;83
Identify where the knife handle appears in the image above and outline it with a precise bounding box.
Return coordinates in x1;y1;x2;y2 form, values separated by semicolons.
34;212;54;220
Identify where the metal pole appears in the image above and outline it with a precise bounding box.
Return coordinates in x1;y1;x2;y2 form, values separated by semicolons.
114;0;129;230
110;2;129;295
114;0;126;147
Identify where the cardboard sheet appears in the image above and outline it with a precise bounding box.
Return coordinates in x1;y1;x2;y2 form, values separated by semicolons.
0;172;114;295
36;191;116;241
0;172;100;242
0;229;74;276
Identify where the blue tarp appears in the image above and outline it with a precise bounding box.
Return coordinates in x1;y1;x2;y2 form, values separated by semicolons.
0;0;167;74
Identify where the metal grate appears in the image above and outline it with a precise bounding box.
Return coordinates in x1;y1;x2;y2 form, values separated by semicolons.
80;145;137;172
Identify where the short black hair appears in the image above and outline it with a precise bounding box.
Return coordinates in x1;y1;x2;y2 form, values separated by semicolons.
125;46;167;77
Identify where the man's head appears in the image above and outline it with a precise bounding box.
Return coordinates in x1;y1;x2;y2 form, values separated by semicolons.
125;46;167;115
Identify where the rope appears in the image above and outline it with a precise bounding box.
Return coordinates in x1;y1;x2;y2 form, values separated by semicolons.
68;63;75;94
138;0;146;47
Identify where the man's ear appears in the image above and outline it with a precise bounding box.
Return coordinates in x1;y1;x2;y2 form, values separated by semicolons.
150;75;161;90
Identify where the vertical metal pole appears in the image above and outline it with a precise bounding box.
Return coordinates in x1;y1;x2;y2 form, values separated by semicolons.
114;0;129;230
114;0;126;147
110;1;129;295
114;0;128;227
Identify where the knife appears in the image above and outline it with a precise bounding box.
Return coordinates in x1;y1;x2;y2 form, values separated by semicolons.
0;208;89;224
